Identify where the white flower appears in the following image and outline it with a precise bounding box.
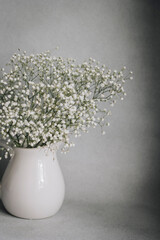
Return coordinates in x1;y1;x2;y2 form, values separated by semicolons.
0;50;131;152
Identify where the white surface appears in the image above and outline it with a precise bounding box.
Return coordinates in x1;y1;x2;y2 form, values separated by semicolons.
0;199;159;240
1;148;65;219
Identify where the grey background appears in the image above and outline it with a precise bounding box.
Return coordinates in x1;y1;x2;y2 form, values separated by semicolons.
0;0;159;239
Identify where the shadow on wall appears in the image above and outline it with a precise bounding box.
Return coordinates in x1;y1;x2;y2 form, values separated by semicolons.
140;0;160;210
0;158;9;180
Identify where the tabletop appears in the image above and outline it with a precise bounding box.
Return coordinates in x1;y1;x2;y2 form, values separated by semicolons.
0;199;160;240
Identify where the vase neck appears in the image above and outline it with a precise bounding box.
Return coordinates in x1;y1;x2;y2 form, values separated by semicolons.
13;147;56;162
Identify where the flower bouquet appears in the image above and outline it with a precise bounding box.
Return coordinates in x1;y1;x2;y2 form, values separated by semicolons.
0;50;133;219
0;50;133;156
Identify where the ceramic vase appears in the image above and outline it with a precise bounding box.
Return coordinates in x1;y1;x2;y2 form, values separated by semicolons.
0;146;65;219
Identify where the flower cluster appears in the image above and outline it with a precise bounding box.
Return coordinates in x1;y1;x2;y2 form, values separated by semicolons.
0;50;133;155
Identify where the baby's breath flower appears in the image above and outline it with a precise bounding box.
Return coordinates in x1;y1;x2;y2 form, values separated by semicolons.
0;50;132;153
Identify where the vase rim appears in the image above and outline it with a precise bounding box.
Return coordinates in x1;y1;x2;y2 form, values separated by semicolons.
14;143;61;150
15;146;47;150
14;146;56;153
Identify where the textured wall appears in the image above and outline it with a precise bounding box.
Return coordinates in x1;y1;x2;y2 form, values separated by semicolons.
0;0;159;209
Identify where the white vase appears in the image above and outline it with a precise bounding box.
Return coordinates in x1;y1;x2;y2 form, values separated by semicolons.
0;147;65;219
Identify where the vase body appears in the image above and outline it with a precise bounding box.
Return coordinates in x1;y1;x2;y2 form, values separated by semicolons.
1;147;65;219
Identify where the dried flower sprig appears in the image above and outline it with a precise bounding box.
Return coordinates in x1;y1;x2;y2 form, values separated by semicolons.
0;50;132;155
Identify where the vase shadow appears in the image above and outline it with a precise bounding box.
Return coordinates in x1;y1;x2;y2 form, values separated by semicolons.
0;199;8;216
0;157;9;180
